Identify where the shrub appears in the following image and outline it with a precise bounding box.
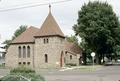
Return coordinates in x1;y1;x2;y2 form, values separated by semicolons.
0;67;45;81
66;63;77;66
10;66;35;74
0;75;20;81
0;74;44;81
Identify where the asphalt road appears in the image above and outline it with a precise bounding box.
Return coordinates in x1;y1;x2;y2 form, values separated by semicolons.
43;66;120;81
0;66;120;81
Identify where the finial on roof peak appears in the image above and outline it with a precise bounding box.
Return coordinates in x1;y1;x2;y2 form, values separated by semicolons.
49;4;51;13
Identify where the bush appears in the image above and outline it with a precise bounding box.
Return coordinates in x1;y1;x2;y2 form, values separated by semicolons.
66;63;77;67
0;75;20;81
0;74;44;81
0;67;45;81
10;66;35;74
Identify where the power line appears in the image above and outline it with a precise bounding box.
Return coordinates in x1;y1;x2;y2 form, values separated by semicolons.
0;0;49;9
0;0;72;12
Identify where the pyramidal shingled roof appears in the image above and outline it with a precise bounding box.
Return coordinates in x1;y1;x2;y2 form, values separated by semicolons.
35;9;64;38
12;26;39;44
11;6;65;44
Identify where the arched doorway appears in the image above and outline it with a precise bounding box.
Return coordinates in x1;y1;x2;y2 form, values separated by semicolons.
60;51;64;67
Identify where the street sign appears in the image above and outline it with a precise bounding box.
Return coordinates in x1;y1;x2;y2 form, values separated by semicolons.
91;52;95;57
91;52;95;70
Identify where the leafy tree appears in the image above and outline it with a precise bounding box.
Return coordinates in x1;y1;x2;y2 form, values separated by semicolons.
3;25;27;49
3;39;12;49
66;35;79;45
73;1;120;64
12;25;27;40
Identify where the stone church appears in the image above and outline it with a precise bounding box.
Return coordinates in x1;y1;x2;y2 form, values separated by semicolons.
5;6;82;69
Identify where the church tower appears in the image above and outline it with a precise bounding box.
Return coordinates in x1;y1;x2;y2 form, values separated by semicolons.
34;5;65;69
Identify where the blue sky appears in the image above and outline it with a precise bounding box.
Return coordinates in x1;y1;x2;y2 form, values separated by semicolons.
0;0;120;43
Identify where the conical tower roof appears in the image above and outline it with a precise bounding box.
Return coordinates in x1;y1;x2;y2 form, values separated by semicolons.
35;5;65;38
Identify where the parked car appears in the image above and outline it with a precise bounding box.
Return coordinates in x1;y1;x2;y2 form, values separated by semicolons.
104;61;113;66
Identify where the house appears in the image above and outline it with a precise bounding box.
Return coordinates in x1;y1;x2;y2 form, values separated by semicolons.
5;5;82;69
0;44;6;65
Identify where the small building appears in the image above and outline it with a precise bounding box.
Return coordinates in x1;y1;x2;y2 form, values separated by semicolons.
0;44;6;65
5;6;82;69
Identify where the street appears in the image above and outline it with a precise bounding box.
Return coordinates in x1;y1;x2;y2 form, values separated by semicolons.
0;66;120;81
43;66;120;81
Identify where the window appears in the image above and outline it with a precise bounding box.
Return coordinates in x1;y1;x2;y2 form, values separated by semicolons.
27;62;30;65
18;62;21;65
46;38;49;43
23;62;26;65
45;54;48;63
27;46;30;58
23;46;26;58
65;51;67;54
44;39;46;44
43;38;49;44
70;55;72;60
18;46;21;58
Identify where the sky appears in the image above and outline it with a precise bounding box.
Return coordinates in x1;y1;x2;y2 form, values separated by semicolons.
0;0;120;43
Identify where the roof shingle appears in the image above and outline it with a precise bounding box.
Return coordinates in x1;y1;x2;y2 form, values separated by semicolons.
35;12;64;38
65;42;82;55
12;26;39;44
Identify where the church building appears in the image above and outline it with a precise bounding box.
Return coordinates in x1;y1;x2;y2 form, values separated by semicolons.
5;5;82;69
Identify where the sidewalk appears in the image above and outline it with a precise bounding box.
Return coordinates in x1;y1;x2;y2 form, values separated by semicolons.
59;65;103;71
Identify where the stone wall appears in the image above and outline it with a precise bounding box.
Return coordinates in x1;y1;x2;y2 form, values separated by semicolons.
65;52;79;66
5;37;82;69
34;36;65;69
5;44;34;69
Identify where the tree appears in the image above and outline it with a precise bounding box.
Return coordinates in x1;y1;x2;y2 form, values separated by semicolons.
3;25;27;49
66;35;79;45
73;1;120;64
3;39;12;49
12;25;27;40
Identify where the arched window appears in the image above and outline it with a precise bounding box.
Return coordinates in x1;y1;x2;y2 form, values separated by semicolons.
70;55;72;60
43;38;49;44
44;39;46;44
27;46;30;58
45;54;48;63
18;46;21;58
23;46;26;58
46;38;49;43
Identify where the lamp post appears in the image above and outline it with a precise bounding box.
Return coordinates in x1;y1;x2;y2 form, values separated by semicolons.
91;52;95;69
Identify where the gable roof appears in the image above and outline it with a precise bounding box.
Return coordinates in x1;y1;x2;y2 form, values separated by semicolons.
65;42;82;55
34;12;64;38
12;26;39;44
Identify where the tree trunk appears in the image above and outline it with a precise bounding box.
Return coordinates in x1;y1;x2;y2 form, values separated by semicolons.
82;52;87;65
95;53;102;64
95;53;99;64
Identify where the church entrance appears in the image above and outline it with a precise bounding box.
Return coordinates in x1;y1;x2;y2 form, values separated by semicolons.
60;51;64;67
